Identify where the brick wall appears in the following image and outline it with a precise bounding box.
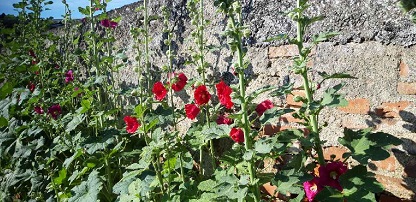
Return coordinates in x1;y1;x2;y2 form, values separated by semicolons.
104;0;416;200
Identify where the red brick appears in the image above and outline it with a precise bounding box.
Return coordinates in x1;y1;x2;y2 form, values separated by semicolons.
376;175;414;200
280;112;304;123
268;45;299;58
372;156;397;172
341;116;371;129
338;98;370;114
286;90;305;108
323;146;349;161
403;159;416;178
400;60;410;77
375;101;412;118
261;183;289;201
397;82;416;95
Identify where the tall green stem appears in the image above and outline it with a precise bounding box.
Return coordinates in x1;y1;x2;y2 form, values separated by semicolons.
296;0;325;165
230;15;260;202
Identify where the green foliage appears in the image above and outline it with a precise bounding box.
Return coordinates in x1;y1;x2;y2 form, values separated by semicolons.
339;128;401;165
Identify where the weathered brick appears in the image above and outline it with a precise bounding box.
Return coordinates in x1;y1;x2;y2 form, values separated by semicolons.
262;125;280;136
286;90;305;108
261;183;289;201
341;116;371;129
376;175;414;200
375;101;412;118
400;60;410;77
268;45;299;58
397;82;416;95
323;146;349;161
338;98;370;114
268;45;316;59
372;156;397;172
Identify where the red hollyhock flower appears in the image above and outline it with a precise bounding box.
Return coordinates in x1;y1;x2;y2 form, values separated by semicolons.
318;161;348;191
216;80;233;109
216;114;233;125
124;116;140;134
100;19;118;28
34;106;44;114
256;99;274;116
185;104;200;120
152;81;168;101
303;177;323;202
48;104;62;120
230;128;244;143
29;50;36;58
65;70;74;83
28;82;35;92
194;85;211;106
171;73;188;92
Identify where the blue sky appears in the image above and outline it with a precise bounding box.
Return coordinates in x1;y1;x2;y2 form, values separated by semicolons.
0;0;138;19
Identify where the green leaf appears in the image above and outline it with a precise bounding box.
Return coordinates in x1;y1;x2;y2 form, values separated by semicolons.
254;138;274;154
270;82;294;97
69;170;102;202
53;168;67;185
264;34;288;42
198;179;217;192
66;114;85;133
318;72;357;80
0;81;14;99
399;0;416;12
260;108;294;125
314;186;344;202
312;31;339;44
246;85;275;104
0;117;8;127
321;83;348;107
63;149;84;169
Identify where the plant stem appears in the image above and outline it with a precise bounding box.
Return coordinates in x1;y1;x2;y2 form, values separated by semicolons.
230;15;260;202
296;0;325;166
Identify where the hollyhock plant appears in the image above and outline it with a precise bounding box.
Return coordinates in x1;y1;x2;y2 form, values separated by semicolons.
318;161;348;191
65;70;74;83
152;81;168;101
194;85;211;106
256;99;274;116
303;177;323;202
48;104;61;120
230;128;244;143
216;80;233;109
100;19;118;28
124;116;140;134
171;73;188;92
185;104;200;120
216;114;233;125
34;106;44;114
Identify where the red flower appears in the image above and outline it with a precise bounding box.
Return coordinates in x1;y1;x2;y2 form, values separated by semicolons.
216;114;233;125
34;106;44;114
29;50;36;58
152;81;168;101
216;80;233;109
100;19;118;28
65;70;74;83
185;104;200;120
171;73;188;92
303;177;323;202
256;99;274;116
28;82;35;92
48;104;61;120
230;128;244;143
318;161;348;191
124;116;140;134
194;85;211;106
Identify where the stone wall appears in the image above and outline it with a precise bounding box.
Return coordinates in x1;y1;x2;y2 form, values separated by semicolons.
104;0;416;200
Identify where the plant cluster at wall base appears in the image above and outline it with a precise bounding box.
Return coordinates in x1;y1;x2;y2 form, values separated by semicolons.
0;0;403;201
